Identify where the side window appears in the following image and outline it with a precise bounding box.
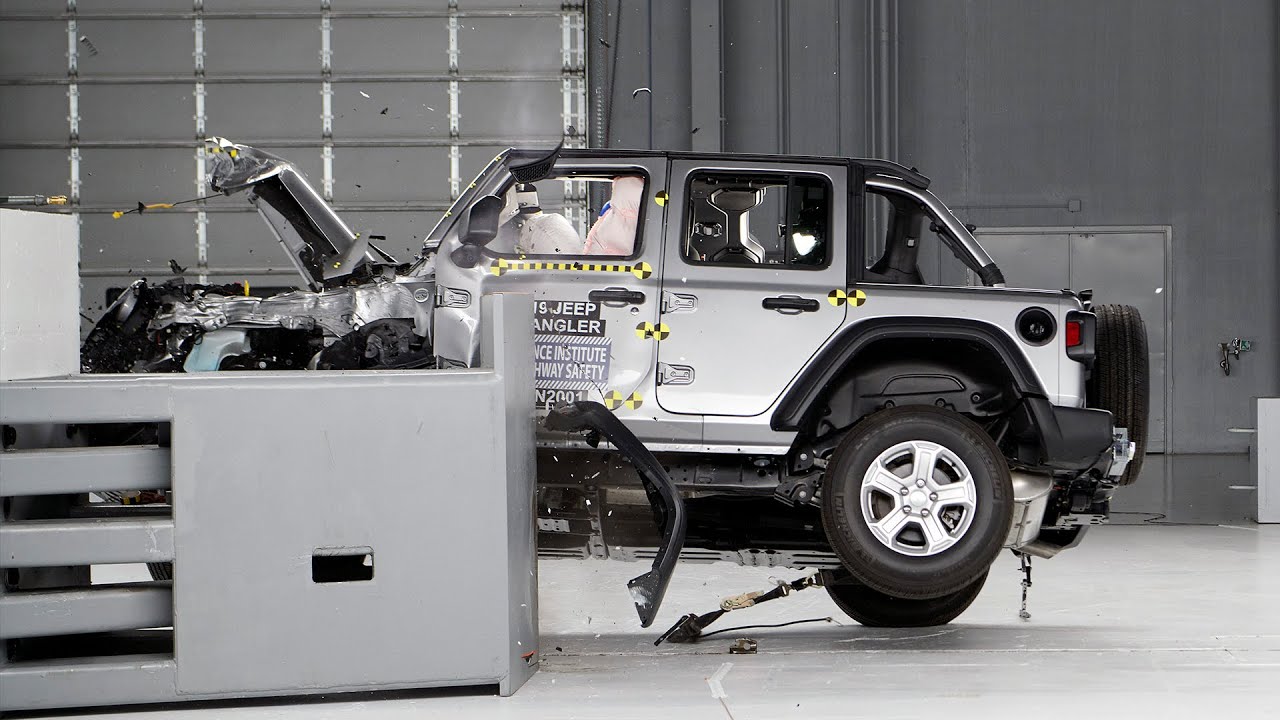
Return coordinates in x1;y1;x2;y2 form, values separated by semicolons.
864;189;973;286
488;171;647;259
682;172;830;267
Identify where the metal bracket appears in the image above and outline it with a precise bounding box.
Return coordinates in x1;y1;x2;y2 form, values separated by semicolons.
657;362;694;386
772;472;820;506
661;291;697;314
1218;337;1253;376
1052;513;1109;527
1105;428;1135;479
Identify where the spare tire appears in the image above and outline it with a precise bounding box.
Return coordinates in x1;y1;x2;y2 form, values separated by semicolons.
1087;304;1149;485
826;570;988;627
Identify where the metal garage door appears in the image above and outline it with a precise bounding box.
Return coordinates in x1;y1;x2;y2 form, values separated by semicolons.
0;1;585;324
974;227;1169;453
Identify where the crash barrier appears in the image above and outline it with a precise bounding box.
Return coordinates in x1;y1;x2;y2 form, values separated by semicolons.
0;294;537;712
1259;398;1280;523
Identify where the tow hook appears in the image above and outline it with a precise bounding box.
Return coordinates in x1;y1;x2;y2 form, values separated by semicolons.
545;401;687;628
1105;428;1135;479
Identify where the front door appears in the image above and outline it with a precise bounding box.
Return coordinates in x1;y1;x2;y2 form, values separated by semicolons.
656;159;849;416
473;156;667;416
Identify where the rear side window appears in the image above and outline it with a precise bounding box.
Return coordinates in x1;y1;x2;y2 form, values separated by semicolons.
864;189;981;286
682;172;831;268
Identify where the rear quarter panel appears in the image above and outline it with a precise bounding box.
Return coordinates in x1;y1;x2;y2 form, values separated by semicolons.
842;284;1086;408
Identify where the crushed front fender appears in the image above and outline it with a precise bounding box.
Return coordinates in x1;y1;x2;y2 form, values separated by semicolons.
545;401;687;628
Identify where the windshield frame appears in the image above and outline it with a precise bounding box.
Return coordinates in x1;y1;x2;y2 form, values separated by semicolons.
422;149;513;249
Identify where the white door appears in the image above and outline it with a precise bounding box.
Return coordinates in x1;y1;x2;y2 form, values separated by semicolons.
656;160;849;416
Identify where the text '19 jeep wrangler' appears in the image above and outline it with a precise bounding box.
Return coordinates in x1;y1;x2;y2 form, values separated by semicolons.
84;139;1147;630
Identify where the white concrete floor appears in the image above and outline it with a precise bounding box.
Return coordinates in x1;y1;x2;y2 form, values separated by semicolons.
51;524;1280;719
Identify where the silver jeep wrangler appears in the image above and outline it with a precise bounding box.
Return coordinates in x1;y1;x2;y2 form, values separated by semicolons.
84;140;1148;629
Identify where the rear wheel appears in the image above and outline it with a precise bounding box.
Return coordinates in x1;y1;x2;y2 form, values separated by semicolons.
1088;304;1149;485
826;570;988;627
821;406;1013;599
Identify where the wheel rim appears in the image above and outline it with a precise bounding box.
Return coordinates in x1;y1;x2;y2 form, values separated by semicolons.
858;440;978;557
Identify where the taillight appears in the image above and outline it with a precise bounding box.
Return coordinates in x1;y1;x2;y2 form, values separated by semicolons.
1065;320;1082;348
1064;310;1095;365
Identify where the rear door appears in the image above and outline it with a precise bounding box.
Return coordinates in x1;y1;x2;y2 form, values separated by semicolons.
656;159;848;416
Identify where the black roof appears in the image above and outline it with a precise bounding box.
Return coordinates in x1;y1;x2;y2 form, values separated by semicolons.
513;147;931;189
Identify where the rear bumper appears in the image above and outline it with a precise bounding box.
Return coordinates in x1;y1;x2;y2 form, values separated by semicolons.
1027;398;1119;473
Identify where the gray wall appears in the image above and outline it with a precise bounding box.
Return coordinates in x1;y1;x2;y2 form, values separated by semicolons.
599;0;1278;454
0;0;584;321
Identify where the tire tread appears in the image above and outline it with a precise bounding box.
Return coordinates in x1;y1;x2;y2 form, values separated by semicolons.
826;571;988;627
1087;304;1149;485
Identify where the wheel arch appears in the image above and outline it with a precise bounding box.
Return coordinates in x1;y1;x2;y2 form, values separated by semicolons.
772;317;1047;434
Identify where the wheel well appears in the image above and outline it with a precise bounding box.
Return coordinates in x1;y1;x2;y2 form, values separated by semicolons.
772;317;1045;433
807;337;1023;439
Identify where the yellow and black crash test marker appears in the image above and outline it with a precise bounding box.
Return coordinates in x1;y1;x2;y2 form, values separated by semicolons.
604;390;644;410
635;321;670;340
488;258;654;280
828;288;867;307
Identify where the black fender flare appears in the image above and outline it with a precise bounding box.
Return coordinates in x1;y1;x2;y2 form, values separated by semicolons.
772;317;1047;432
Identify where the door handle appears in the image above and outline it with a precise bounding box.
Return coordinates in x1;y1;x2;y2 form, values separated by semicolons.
589;288;646;305
762;296;819;313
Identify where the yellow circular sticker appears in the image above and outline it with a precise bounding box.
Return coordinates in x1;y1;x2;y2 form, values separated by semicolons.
655;191;669;207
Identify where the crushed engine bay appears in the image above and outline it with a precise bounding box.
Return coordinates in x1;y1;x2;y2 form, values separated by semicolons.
82;139;439;373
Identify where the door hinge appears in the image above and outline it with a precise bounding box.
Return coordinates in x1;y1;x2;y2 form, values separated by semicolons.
436;286;472;308
657;362;695;386
661;291;697;314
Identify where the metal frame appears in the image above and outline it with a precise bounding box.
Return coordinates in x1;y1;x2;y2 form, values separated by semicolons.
0;9;574;21
974;224;1174;454
0;74;576;86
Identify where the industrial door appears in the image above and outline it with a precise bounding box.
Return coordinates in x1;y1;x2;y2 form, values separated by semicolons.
973;227;1168;452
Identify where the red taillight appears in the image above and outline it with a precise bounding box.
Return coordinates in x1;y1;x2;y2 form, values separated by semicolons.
1065;320;1082;348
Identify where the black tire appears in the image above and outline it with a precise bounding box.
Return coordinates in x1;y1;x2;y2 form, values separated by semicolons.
821;406;1012;599
826;570;989;627
1087;304;1149;485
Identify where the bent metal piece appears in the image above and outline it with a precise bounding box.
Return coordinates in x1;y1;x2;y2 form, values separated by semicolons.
544;401;687;628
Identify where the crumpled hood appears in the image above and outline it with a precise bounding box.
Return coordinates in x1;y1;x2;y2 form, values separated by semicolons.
207;137;291;193
203;137;369;291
